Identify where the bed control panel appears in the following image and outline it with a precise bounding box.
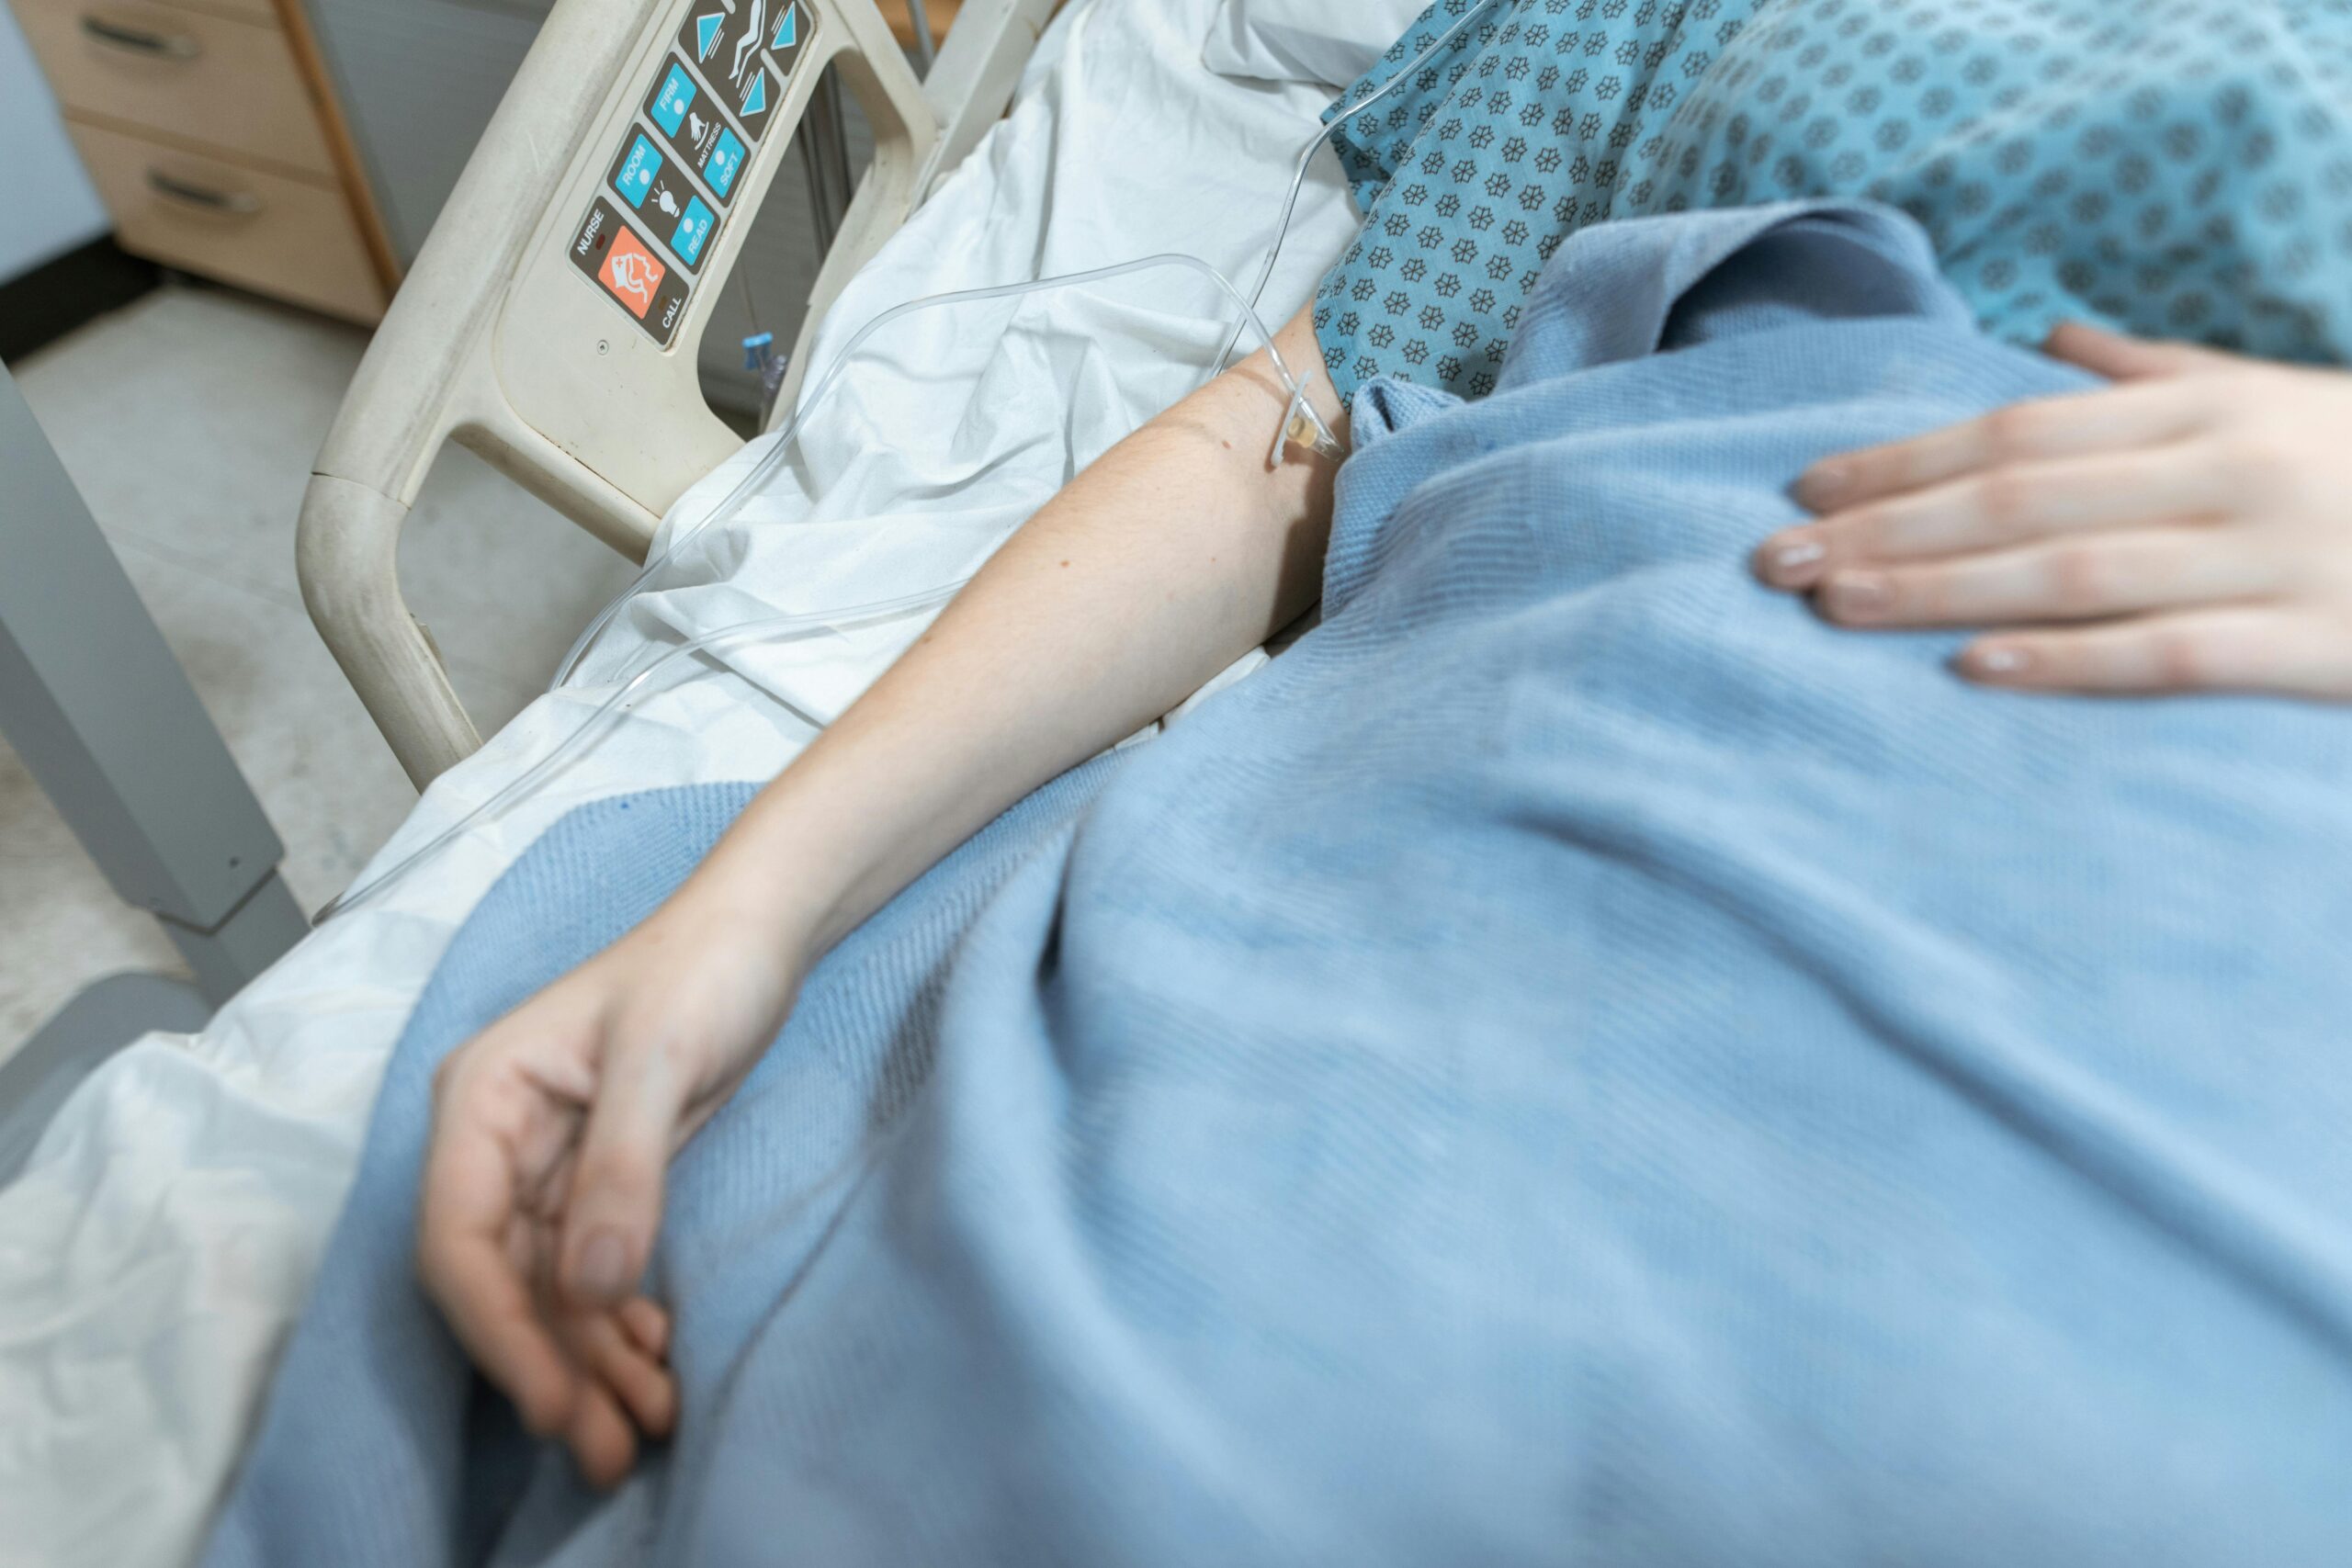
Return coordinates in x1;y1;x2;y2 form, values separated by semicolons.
305;0;1028;782
480;0;933;553
567;198;694;343
562;0;814;347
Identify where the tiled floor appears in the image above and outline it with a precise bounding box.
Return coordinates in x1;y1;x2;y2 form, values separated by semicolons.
0;283;638;1056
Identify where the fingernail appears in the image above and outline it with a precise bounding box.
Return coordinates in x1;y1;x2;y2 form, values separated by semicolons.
1825;570;1891;618
575;1229;630;1300
1798;465;1848;508
1964;644;2035;679
1760;535;1827;586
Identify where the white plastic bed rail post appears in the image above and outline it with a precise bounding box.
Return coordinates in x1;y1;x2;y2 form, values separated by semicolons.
763;0;1060;417
300;0;1000;788
914;0;1059;200
300;0;670;784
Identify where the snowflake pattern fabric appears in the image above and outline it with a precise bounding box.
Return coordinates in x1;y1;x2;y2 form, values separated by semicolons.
1315;0;1740;401
1315;0;2352;403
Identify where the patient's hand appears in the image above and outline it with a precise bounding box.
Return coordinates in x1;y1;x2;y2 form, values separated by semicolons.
411;297;1346;1483
415;897;804;1485
1754;322;2352;698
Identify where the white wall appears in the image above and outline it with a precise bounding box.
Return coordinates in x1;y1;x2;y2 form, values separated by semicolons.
0;6;109;283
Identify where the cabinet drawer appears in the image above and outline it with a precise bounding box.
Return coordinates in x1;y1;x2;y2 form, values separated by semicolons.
180;0;279;24
67;118;385;323
13;0;333;177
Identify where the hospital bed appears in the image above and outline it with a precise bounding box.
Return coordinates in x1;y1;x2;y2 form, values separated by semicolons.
304;0;1050;786
0;0;1366;1562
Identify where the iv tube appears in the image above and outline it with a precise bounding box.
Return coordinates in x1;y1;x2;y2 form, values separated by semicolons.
313;589;959;921
322;0;1506;924
555;250;1340;694
1210;0;1510;379
321;252;1326;921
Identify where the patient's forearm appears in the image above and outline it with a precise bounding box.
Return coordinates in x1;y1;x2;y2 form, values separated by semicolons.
676;305;1343;957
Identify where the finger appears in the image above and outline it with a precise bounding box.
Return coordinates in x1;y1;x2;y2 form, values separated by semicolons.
1790;378;2210;516
568;1308;680;1439
1957;605;2352;696
560;1043;689;1308
619;1296;673;1361
564;1377;640;1491
1813;528;2284;629
416;1105;579;1436
2041;320;2237;382
1759;443;2237;589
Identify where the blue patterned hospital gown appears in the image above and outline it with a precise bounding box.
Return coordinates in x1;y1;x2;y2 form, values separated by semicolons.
1315;0;2352;401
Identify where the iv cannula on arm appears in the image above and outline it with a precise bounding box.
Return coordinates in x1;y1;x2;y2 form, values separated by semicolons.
655;302;1346;962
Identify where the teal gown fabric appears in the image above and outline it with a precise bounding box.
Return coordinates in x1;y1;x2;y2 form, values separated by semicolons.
1317;0;2352;400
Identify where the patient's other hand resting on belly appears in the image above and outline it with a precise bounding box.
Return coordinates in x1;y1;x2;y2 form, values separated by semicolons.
1755;322;2352;698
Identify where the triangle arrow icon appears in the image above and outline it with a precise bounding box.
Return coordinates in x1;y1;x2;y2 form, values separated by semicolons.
741;71;768;118
771;5;797;50
695;11;722;58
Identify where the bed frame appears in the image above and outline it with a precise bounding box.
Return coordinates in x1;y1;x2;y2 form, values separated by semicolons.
298;0;1057;787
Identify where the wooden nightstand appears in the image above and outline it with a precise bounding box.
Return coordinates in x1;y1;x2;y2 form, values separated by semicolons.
8;0;399;324
880;0;959;49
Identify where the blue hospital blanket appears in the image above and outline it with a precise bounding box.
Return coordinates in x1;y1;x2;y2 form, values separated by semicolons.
205;203;2352;1567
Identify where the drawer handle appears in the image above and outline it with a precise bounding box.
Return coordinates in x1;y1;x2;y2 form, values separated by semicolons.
80;15;201;60
146;168;263;218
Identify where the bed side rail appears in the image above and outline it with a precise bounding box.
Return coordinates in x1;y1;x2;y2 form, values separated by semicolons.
300;0;1046;787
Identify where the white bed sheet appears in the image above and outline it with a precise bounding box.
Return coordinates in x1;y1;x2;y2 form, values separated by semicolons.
0;0;1363;1562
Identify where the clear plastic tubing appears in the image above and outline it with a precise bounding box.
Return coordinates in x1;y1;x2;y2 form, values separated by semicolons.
312;590;959;921
1210;0;1510;378
321;253;1327;921
321;3;1528;925
553;249;1340;694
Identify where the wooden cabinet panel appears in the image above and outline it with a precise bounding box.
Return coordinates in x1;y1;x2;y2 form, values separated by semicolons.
66;117;385;323
878;0;961;49
172;0;279;26
13;0;334;177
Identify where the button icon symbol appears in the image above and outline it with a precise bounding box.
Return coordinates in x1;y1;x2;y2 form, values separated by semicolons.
615;134;661;207
693;9;723;60
771;3;797;51
651;63;696;135
740;67;768;119
707;127;747;197
733;0;763;82
598;226;666;318
671;196;717;266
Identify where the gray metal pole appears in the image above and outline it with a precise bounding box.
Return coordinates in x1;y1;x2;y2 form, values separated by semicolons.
907;0;937;73
0;358;308;1007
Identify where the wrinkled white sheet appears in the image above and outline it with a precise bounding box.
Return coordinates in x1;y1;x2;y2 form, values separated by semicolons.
0;0;1360;1562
